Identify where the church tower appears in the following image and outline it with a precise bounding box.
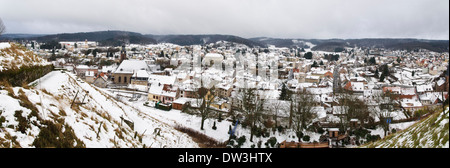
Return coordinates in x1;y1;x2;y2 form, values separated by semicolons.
120;45;127;63
333;65;340;93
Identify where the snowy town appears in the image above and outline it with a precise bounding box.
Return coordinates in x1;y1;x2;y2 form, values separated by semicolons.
3;37;445;148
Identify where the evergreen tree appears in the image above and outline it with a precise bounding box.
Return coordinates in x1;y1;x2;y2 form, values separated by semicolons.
369;57;376;65
279;82;291;101
312;61;319;67
92;49;98;57
304;52;313;59
379;64;389;82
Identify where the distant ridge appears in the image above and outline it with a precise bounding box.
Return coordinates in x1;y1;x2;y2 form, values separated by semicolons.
251;37;449;52
3;30;448;52
147;34;265;47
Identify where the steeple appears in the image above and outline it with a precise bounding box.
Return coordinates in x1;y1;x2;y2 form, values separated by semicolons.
120;44;127;63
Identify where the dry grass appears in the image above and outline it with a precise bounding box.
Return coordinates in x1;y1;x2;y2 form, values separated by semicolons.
174;124;227;148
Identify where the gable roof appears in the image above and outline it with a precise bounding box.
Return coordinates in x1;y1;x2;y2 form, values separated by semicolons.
148;74;176;85
114;59;149;74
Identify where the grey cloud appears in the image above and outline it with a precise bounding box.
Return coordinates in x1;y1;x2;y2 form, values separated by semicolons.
0;0;448;40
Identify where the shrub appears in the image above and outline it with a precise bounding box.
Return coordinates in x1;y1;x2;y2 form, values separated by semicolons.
0;64;54;87
32;120;85;148
267;137;277;147
366;134;381;142
414;109;429;118
302;135;310;142
391;128;397;134
353;128;370;138
174;124;226;148
257;140;262;148
264;119;274;128
14;110;29;134
296;132;304;139
0;109;6;128
237;135;246;147
277;125;284;132
317;127;325;134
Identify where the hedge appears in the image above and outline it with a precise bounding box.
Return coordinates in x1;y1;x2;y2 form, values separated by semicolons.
0;64;54;86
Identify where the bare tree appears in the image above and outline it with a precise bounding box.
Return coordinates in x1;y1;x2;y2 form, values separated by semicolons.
198;86;216;130
291;91;316;141
375;90;398;136
240;87;265;142
0;18;5;36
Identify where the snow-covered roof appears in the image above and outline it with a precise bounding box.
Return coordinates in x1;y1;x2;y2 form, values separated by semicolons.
173;97;192;104
416;84;433;93
148;83;164;95
114;59;149;74
76;65;90;69
351;82;364;92
148;74;176;85
134;69;150;78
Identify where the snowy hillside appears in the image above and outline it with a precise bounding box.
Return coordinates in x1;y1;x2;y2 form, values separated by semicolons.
0;70;198;148
0;42;50;72
362;107;449;148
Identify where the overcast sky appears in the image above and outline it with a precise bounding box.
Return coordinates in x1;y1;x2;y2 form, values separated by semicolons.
0;0;448;40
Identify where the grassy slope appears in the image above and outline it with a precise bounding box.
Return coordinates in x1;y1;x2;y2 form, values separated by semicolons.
362;106;449;148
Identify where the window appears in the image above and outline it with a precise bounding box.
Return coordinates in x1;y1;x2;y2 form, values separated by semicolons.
118;76;121;83
124;77;127;83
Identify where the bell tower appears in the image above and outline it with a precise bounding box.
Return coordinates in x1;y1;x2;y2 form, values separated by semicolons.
120;44;127;63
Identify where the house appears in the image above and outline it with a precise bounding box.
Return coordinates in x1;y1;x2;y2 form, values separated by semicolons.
401;98;423;111
349;119;361;129
344;81;364;93
328;128;340;139
176;72;189;83
148;83;164;102
216;83;232;98
112;59;150;85
399;87;417;99
85;70;96;83
203;53;224;66
383;86;401;95
179;82;197;98
93;73;108;88
75;65;98;79
210;98;231;112
172;97;192;110
305;75;320;83
279;140;329;148
148;74;176;86
131;69;150;86
416;84;433;93
160;84;179;104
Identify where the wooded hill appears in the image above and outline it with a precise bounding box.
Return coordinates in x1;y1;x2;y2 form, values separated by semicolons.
3;31;448;52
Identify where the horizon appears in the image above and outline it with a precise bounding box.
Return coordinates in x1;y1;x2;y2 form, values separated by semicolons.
2;30;449;41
